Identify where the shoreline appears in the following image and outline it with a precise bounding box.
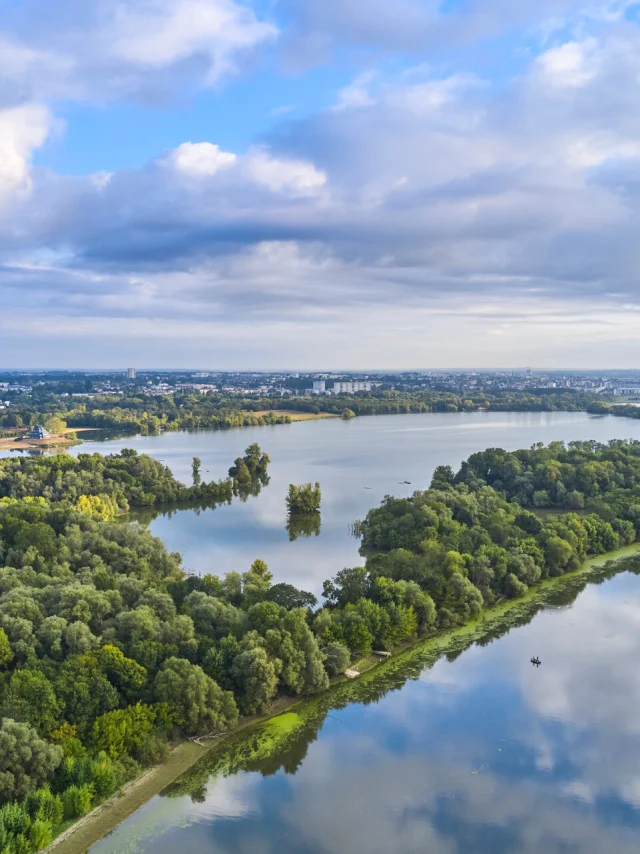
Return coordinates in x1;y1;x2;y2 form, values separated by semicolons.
45;540;640;854
0;428;100;452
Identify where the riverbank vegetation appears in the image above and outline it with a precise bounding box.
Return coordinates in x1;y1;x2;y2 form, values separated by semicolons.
0;389;614;438
1;439;640;852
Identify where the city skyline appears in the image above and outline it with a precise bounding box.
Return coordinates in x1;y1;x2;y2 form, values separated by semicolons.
2;0;640;368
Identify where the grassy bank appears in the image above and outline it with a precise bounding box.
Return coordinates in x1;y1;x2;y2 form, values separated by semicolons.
45;541;640;854
251;410;339;421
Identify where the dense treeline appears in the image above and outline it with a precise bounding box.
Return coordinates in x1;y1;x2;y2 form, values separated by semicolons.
0;444;270;513
2;440;640;851
588;401;640;421
0;389;612;436
345;440;640;635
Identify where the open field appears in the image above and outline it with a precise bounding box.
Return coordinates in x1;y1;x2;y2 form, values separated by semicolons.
252;410;338;421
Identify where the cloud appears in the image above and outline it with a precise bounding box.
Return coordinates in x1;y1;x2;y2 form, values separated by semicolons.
0;0;277;107
0;104;52;203
167;142;238;177
3;4;640;365
244;148;327;196
535;39;600;88
277;0;626;67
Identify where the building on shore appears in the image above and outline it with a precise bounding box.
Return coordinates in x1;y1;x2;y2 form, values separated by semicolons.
27;425;50;440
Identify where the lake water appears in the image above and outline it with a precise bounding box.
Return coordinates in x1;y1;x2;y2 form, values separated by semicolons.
90;557;640;854
60;411;640;595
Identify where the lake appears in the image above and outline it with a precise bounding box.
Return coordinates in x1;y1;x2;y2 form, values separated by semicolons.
64;411;640;595
89;555;640;854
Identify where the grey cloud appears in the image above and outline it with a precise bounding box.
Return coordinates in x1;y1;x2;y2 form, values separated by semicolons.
278;0;606;67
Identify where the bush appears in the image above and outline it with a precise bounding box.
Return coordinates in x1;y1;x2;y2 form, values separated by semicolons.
62;784;94;820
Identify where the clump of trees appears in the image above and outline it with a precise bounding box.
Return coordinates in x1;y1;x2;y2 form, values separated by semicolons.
228;444;270;483
286;483;322;516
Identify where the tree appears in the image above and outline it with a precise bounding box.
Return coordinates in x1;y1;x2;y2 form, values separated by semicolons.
1;671;61;735
430;465;455;488
0;719;63;805
0;629;12;668
323;567;369;609
62;784;94;819
154;657;238;736
44;416;67;434
341;409;356;420
322;643;350;676
242;559;273;606
286;483;321;515
231;647;278;714
266;584;317;610
192;457;202;486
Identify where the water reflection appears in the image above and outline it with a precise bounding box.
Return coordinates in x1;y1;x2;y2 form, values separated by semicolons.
286;513;321;542
92;556;640;854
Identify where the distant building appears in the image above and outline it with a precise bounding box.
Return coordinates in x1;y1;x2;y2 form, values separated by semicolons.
614;387;640;396
27;425;50;440
313;380;326;393
333;381;372;394
127;368;137;380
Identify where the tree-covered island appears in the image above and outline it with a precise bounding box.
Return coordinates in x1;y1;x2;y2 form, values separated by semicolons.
1;439;640;852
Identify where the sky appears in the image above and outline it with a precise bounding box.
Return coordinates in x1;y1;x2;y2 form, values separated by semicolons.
1;0;640;370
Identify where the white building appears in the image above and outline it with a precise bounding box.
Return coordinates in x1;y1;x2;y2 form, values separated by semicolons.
127;368;137;379
333;381;372;394
312;380;326;393
614;387;640;396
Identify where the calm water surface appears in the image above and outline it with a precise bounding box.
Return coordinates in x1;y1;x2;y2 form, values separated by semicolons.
64;411;640;593
90;563;640;854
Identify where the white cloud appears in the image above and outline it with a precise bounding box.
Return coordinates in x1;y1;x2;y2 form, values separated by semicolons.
0;104;51;202
0;0;277;106
245;148;327;196
168;142;238;176
110;0;277;84
535;39;600;88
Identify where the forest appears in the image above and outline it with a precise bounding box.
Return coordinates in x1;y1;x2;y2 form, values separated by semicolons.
1;440;639;852
0;444;270;513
